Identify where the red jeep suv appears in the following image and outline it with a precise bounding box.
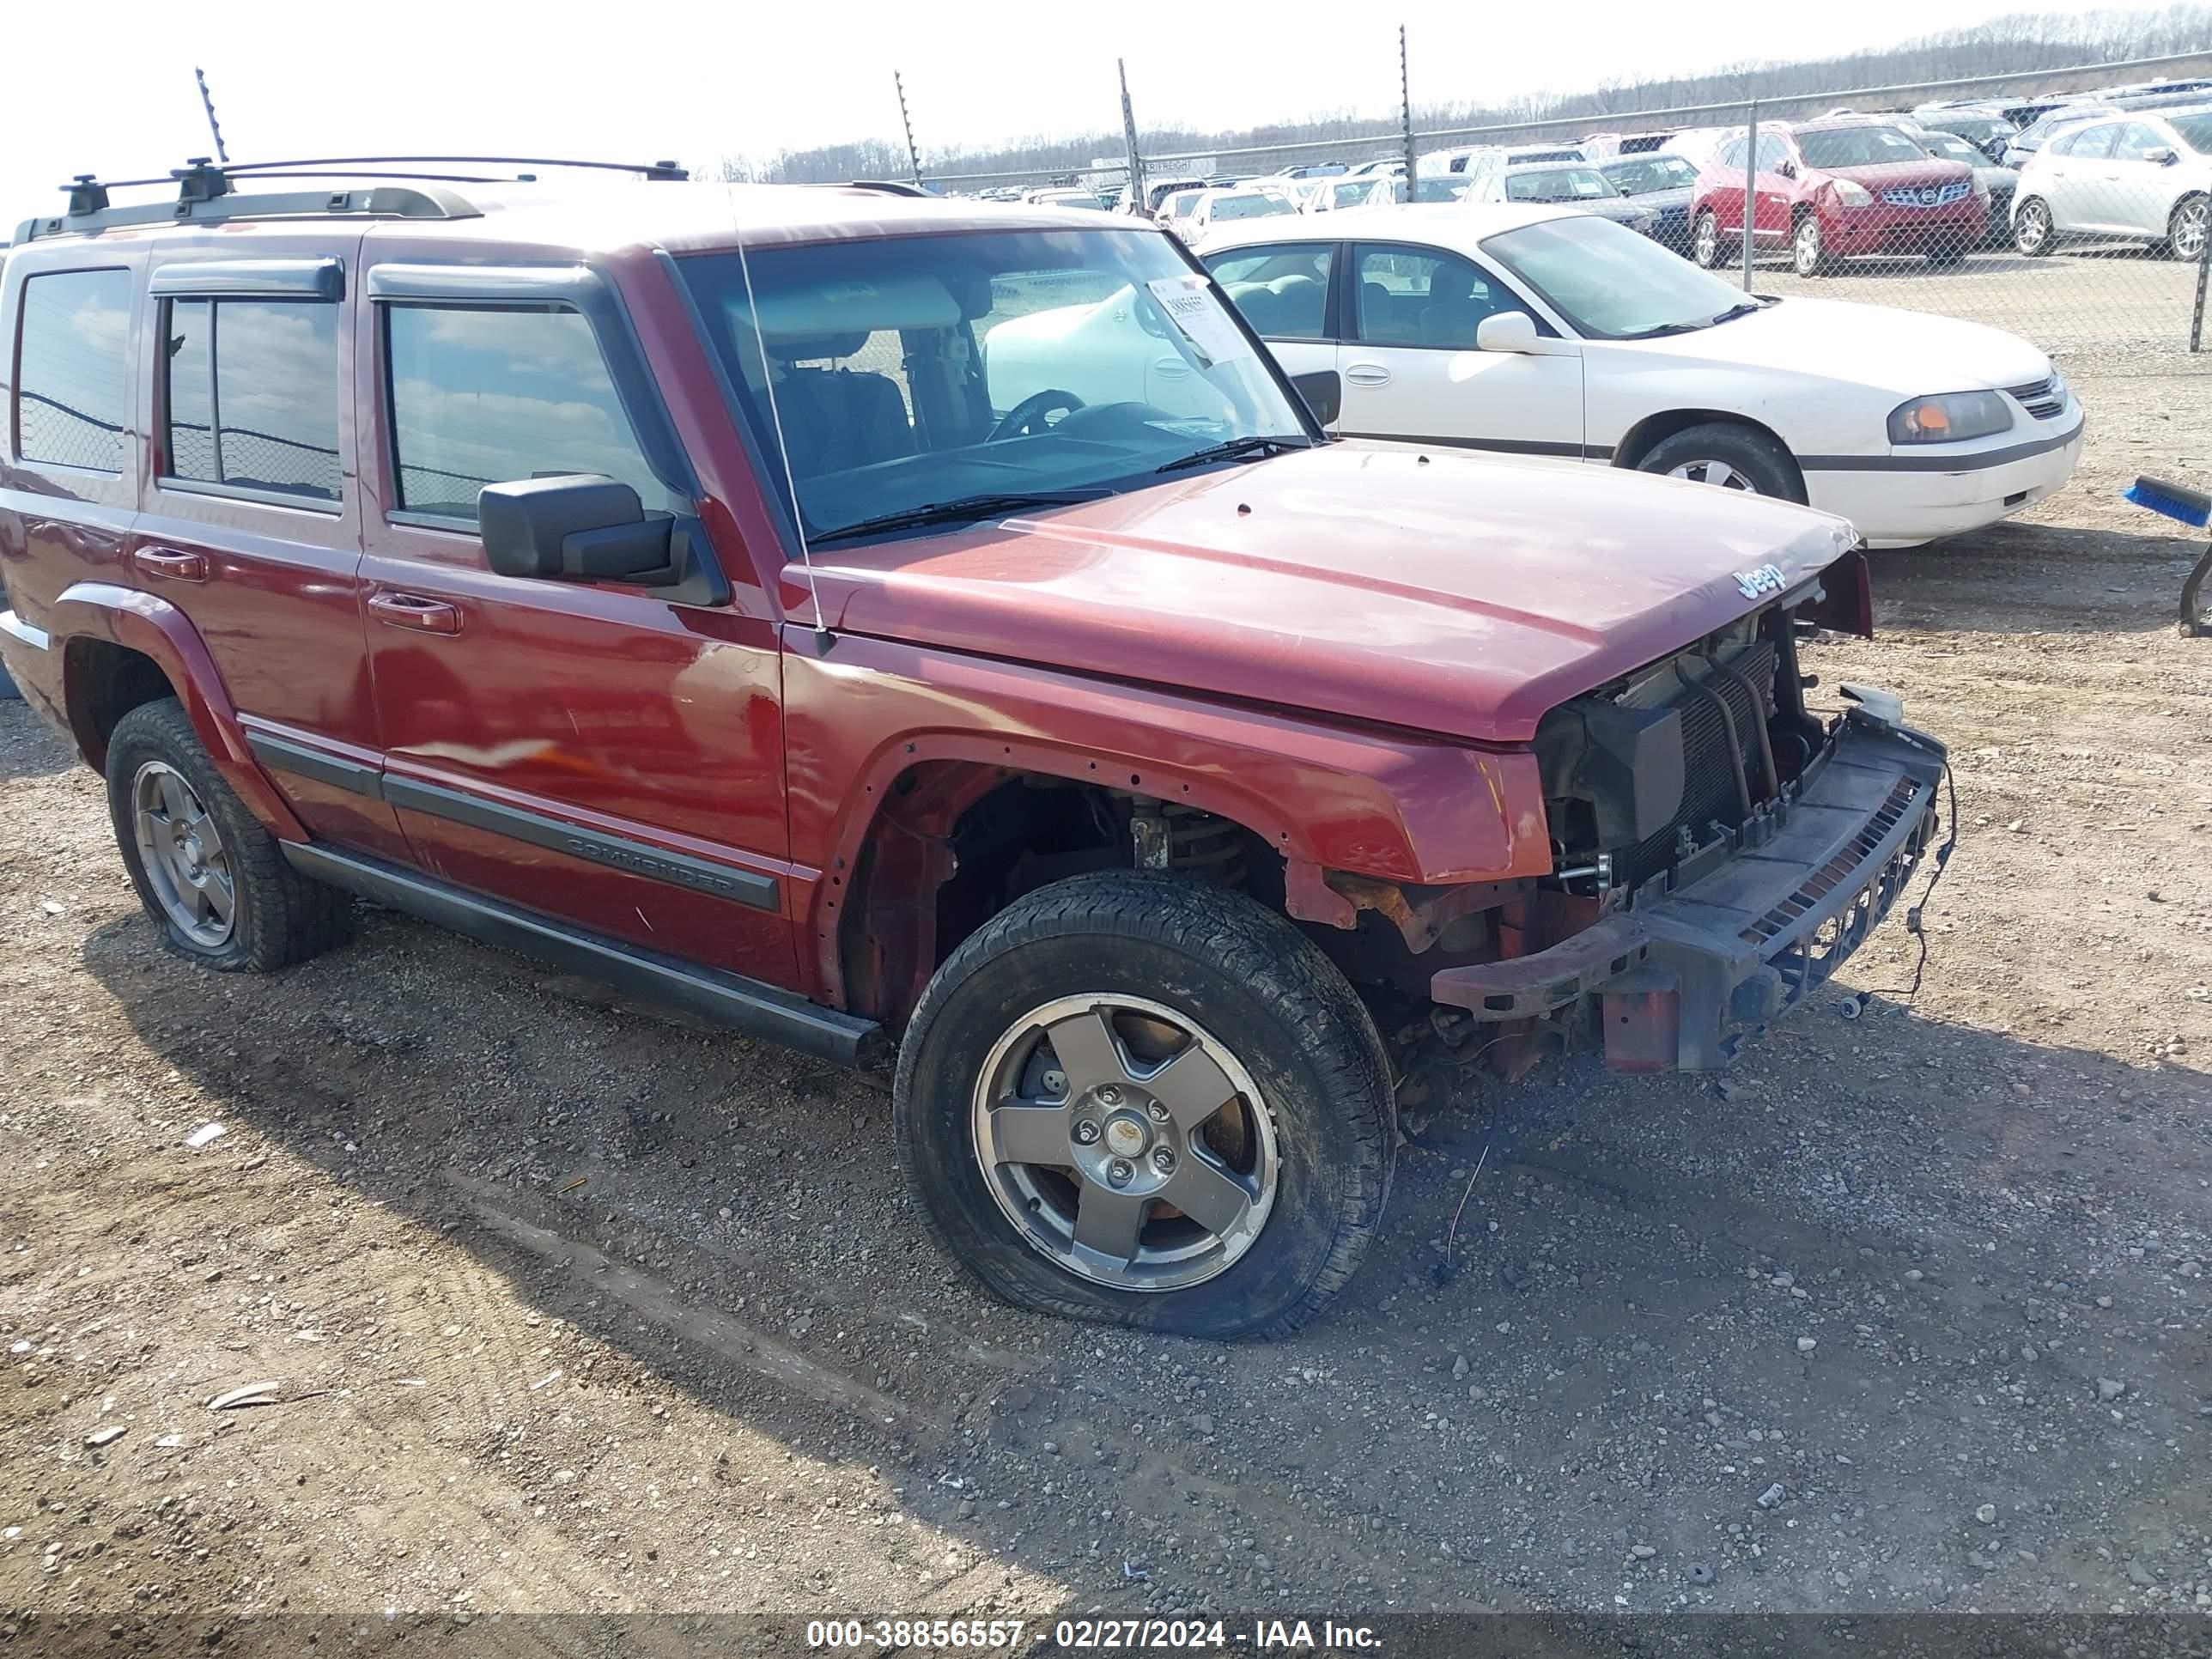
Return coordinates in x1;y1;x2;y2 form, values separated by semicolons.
0;160;1945;1336
1692;119;1986;275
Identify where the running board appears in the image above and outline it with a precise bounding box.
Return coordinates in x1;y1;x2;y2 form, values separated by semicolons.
282;842;885;1068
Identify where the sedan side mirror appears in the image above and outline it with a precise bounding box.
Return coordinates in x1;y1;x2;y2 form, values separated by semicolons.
1475;310;1540;354
2145;146;2179;166
1290;368;1341;425
1777;161;1798;179
479;475;679;586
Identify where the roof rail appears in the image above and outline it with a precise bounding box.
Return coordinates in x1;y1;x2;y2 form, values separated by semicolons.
15;154;687;244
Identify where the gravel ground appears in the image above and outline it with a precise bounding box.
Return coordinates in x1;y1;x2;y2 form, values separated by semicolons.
2;362;2209;1640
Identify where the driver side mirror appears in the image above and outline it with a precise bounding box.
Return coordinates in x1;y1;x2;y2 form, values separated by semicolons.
479;475;681;586
1475;310;1540;354
2145;146;2179;166
1776;161;1798;179
1290;368;1341;425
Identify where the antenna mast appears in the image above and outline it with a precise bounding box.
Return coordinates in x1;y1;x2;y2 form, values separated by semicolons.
194;68;231;165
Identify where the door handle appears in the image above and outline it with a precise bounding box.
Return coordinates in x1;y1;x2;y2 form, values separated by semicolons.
1345;362;1393;386
1152;356;1193;380
133;545;209;583
368;592;463;635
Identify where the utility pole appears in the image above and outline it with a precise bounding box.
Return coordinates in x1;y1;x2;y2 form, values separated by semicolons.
1119;59;1146;215
894;72;923;189
194;67;230;165
1399;27;1418;196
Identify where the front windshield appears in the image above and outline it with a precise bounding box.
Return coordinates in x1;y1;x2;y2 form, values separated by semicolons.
1212;193;1295;221
1504;167;1616;202
1483;214;1754;339
678;228;1310;544
1798;126;1933;168
1935;116;2010;145
2172;112;2212;154
1917;132;1982;165
1601;156;1698;193
1165;191;1203;216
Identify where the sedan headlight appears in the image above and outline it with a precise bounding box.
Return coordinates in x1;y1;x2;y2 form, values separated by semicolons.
1832;179;1875;207
1888;390;2016;444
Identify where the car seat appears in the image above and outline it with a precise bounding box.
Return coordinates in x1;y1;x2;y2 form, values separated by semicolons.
766;334;916;476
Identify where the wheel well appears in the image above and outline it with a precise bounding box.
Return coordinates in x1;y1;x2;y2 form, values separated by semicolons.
1612;409;1802;495
62;640;176;769
835;763;1277;1030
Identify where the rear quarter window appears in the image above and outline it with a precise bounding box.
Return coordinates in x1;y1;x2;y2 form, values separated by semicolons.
16;269;133;471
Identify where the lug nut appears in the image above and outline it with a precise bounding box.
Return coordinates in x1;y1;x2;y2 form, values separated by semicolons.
1107;1158;1133;1186
1152;1147;1176;1174
1073;1121;1101;1146
1096;1085;1123;1107
1146;1100;1170;1122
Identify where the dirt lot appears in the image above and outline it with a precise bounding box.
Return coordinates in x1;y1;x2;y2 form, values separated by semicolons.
3;364;2210;1646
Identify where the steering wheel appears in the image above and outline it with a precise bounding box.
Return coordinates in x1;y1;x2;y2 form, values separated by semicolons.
989;389;1085;442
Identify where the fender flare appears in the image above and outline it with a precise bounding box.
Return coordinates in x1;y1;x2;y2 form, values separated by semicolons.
49;581;308;842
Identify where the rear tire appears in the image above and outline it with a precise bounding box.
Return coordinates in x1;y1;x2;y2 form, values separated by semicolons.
2014;197;2054;257
893;871;1395;1339
105;699;354;971
1692;210;1725;270
1634;422;1806;503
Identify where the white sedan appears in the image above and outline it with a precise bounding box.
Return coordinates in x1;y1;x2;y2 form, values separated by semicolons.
1005;203;2081;548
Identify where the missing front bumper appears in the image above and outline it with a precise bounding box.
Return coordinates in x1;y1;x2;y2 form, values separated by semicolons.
1431;708;1945;1071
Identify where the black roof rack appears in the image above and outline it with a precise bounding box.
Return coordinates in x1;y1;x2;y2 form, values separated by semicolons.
15;154;688;245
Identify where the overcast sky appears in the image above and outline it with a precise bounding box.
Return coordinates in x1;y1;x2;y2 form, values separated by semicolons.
1;0;2132;222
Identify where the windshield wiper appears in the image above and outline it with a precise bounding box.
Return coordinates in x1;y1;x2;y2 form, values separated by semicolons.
1620;300;1766;341
810;489;1109;545
1706;300;1765;326
1155;434;1311;473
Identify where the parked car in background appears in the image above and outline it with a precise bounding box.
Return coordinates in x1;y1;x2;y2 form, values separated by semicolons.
1900;123;2017;244
1198;204;2081;547
1911;103;2019;160
1597;153;1701;250
1417;143;1588;197
1182;185;1299;245
2003;103;2118;168
1390;175;1472;204
1118;176;1210;216
1305;175;1396;215
1273;161;1350;179
1690;119;1984;276
1581;129;1683;161
2011;104;2212;260
1157;187;1208;239
1661;127;1736;173
1474;161;1658;235
1025;186;1109;210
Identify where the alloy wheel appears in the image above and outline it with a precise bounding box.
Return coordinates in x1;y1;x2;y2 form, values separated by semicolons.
1692;212;1720;268
131;761;235;948
2016;200;2051;254
1666;459;1759;493
1793;217;1824;276
969;994;1278;1291
2174;199;2209;262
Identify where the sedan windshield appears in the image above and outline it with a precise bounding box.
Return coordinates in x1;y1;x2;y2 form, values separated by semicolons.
1482;213;1757;339
1211;193;1296;221
1798;126;1935;168
1931;116;2011;146
1917;132;1984;166
1601;155;1698;193
678;228;1310;544
1504;167;1617;202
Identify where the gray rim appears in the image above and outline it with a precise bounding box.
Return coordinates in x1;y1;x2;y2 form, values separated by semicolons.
2018;202;2050;252
1694;213;1718;265
969;993;1279;1292
1794;219;1821;273
131;761;235;948
1667;458;1758;492
2176;202;2208;260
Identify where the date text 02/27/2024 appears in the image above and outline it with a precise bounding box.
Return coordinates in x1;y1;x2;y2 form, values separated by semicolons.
805;1619;1383;1651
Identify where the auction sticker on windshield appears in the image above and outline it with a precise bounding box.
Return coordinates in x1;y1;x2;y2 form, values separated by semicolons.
1146;275;1255;368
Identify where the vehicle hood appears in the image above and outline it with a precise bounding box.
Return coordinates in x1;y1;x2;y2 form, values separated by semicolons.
1814;156;1974;190
805;443;1858;745
1614;295;2049;395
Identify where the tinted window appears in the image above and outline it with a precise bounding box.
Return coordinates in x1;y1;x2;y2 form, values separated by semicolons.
1504;167;1615;202
2174;113;2212;154
164;300;341;503
1352;246;1534;348
385;306;662;520
2067;124;2120;161
17;270;133;471
2115;123;2167;158
1204;245;1331;337
1601;156;1698;193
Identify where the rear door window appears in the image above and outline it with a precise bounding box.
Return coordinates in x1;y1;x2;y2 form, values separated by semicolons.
1201;245;1333;339
163;299;342;504
383;305;663;520
15;269;133;472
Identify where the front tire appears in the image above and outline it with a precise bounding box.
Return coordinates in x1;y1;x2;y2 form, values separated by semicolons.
2014;197;2054;257
1634;422;1806;503
105;699;354;971
893;871;1395;1339
1792;215;1831;276
2167;195;2209;263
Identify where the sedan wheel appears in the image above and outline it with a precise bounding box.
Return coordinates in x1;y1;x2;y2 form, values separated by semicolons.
2172;197;2209;263
2014;198;2053;257
1692;210;1722;269
1666;458;1759;493
1792;216;1826;276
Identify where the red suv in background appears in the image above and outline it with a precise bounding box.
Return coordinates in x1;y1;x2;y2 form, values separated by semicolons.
1692;119;1986;275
